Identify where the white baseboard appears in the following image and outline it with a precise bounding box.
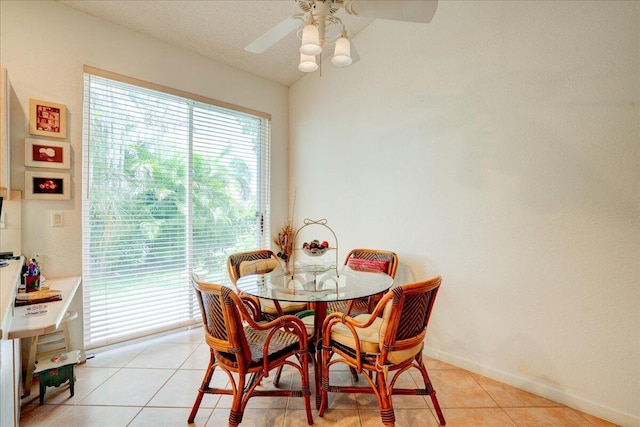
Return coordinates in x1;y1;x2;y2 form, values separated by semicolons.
424;347;639;427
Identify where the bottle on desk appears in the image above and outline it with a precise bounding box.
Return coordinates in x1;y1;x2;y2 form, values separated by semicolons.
25;258;41;293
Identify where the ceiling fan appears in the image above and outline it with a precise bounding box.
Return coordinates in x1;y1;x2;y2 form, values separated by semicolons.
245;0;438;73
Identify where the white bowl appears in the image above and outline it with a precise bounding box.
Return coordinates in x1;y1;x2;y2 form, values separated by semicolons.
303;247;328;257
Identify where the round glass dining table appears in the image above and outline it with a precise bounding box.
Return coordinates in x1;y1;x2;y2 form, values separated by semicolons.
235;265;394;334
236;265;392;300
235;265;394;408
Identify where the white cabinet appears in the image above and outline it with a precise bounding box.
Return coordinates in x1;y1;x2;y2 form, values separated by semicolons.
0;261;22;426
0;337;20;426
0;66;10;198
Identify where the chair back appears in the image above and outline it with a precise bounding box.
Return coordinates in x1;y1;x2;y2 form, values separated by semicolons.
227;249;280;285
377;276;441;362
192;279;251;366
189;277;314;426
319;275;445;426
344;248;398;278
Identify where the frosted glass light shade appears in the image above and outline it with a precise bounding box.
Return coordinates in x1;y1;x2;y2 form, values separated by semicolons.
332;36;352;66
300;24;322;55
298;54;318;72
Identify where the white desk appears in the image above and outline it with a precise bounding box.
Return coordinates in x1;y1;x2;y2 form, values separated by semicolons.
9;276;82;339
8;275;81;399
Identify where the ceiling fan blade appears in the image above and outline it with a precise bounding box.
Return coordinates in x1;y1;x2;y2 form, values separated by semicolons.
245;14;304;54
344;0;438;24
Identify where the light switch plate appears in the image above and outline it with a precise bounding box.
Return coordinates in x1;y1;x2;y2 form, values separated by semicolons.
51;211;64;227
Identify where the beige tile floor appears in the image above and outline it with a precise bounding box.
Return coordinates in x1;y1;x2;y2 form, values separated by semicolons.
19;327;619;427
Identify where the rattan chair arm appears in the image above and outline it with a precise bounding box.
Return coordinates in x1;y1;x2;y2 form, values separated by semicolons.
266;316;308;342
271;300;286;317
235;298;310;377
322;310;377;333
321;288;394;336
367;288;395;319
242;310;304;336
323;312;385;373
259;315;309;376
238;294;262;321
323;315;365;370
321;290;396;372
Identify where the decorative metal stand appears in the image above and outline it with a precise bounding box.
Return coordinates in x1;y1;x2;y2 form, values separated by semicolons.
290;218;339;280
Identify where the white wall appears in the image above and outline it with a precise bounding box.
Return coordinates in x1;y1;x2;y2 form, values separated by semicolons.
0;1;289;349
290;1;639;425
0;191;21;256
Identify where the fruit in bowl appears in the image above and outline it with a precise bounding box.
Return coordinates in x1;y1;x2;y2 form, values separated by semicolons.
302;240;329;256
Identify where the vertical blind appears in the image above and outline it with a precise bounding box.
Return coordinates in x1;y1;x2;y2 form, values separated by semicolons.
82;68;271;349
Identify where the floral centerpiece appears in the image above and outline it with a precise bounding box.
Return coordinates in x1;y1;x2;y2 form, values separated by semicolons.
274;223;293;270
274;190;296;272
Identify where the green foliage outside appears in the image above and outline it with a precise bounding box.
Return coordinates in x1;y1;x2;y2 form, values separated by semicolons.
85;86;264;289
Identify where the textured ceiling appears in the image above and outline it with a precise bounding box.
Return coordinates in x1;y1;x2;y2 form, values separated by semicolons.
58;0;375;87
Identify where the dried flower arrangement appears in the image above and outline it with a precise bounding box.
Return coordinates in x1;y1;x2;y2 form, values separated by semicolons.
273;223;293;263
274;190;296;267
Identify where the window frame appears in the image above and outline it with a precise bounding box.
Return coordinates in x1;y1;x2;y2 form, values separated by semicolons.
81;66;272;349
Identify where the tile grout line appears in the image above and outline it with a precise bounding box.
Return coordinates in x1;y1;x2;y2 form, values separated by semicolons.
20;329;619;427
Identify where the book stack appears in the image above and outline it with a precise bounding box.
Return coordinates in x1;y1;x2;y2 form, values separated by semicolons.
15;289;62;306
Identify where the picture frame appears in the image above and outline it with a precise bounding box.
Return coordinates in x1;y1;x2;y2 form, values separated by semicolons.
25;171;71;200
25;138;70;169
29;98;67;139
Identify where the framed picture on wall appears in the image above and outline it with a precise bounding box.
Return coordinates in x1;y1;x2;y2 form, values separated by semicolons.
24;138;70;169
25;171;71;200
29;98;67;139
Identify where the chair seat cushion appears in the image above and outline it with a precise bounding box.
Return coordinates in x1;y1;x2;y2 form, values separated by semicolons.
239;259;280;276
330;313;424;364
331;314;383;354
261;299;308;315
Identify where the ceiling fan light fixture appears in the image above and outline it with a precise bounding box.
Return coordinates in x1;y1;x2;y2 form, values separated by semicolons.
331;34;352;67
298;53;318;72
245;0;439;77
299;14;322;55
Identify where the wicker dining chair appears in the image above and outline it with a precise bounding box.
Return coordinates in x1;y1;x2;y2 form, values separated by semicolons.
319;276;445;427
193;271;262;322
188;279;313;426
226;249;308;320
227;249;317;388
327;248;399;316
